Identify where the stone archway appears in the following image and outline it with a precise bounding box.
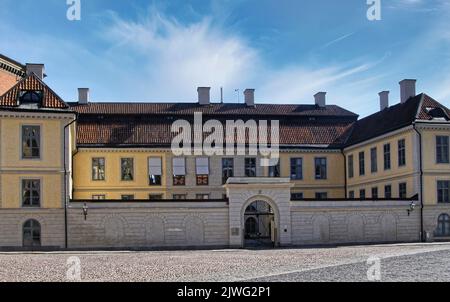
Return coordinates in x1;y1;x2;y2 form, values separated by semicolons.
224;177;293;248
240;195;281;248
243;200;276;247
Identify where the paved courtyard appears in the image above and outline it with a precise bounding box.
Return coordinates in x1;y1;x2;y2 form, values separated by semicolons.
1;243;450;282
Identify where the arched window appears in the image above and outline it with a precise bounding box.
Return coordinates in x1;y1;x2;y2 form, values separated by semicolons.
245;217;258;236
23;219;41;247
436;214;450;237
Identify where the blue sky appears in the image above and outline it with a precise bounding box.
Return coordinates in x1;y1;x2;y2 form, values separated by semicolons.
0;0;449;117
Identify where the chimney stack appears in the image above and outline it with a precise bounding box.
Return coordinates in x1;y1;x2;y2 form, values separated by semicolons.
244;89;255;107
314;92;326;108
399;79;416;103
379;91;389;111
26;63;45;80
78;88;90;104
197;87;211;105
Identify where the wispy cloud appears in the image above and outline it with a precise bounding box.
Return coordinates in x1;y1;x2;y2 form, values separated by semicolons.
102;8;378;104
321;32;355;49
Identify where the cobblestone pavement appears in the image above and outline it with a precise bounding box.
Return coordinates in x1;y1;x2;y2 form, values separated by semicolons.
1;243;450;282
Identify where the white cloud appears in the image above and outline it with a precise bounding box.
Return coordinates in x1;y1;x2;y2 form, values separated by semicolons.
102;9;379;104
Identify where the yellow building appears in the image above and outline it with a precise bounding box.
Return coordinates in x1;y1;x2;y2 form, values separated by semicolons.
0;61;76;248
1;53;449;249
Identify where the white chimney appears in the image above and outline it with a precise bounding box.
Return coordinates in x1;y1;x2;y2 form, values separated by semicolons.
314;92;326;107
78;88;90;104
26;63;45;80
244;89;255;107
197;87;210;105
379;91;389;111
399;79;416;103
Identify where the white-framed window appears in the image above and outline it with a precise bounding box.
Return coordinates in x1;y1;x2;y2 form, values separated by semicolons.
173;157;186;186
92;157;105;181
121;158;134;181
436;136;449;164
398;139;406;167
438;181;450;203
196;157;209;185
22;179;41;207
148;157;162;186
436;214;450;237
22;125;40;159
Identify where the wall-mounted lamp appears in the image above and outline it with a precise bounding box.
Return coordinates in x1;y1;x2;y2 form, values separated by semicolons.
82;203;88;220
407;202;416;216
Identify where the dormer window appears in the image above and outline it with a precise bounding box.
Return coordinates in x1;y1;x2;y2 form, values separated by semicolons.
426;107;449;121
19;90;43;105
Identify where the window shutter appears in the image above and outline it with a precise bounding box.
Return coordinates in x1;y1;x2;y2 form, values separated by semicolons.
148;157;162;175
173;158;186;176
196;157;209;175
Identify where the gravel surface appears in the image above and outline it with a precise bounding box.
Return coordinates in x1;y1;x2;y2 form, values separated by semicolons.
1;243;450;282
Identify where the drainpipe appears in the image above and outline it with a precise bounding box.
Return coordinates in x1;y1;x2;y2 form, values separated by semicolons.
63;114;78;249
342;149;348;198
413;123;424;242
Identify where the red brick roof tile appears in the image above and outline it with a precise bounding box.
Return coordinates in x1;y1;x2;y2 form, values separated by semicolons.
0;73;69;109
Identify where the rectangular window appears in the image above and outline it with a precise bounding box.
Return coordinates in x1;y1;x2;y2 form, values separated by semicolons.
245;158;256;177
268;161;281;177
196;194;210;200
148;194;163;200
436;136;450;164
22;179;40;207
315;192;328;200
291;192;304;200
22;125;40;159
370;147;378;173
148;157;162;186
371;187;378;199
438;181;450;203
348;155;354;178
398;139;406;167
359;152;365;176
359;189;366;199
173;158;186;186
384;143;391;170
196;157;209;185
290;158;303;180
315;157;327;180
173;194;187;200
349;191;355;199
121;195;134;200
384;185;392;199
92;195;105;200
121;158;134;181
92;158;105;181
222;158;234;184
399;183;407;199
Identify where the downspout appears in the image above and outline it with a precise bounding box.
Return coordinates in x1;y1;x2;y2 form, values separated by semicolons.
342;149;348;198
413;122;424;242
63;114;78;249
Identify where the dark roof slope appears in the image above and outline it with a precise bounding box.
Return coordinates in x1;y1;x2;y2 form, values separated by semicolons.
0;73;69;109
345;93;450;147
70;102;358;118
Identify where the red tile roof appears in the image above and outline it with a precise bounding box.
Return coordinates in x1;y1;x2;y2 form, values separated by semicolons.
0;73;69;109
71;93;449;149
75;118;353;148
